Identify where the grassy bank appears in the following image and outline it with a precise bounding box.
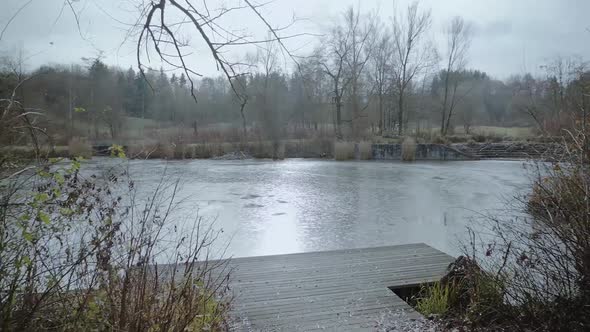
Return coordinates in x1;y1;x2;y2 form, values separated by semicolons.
2;138;340;160
123;139;374;160
125;138;335;159
1;128;557;162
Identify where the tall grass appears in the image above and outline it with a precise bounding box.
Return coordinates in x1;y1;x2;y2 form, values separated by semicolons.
415;282;457;317
127;141;175;159
248;141;283;159
188;142;234;158
284;138;332;158
401;137;416;161
357;142;373;160
271;141;285;160
334;141;355;160
126;138;335;160
68;137;92;158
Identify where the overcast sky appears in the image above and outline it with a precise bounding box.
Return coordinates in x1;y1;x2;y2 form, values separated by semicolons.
1;0;589;80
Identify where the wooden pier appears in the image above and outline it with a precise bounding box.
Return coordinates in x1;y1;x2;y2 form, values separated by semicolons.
227;243;454;331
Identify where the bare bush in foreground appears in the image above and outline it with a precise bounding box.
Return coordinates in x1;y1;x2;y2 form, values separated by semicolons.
454;128;590;331
0;160;231;331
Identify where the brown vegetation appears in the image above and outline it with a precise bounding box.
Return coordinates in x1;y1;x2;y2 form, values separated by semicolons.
284;138;333;158
127;141;175;159
401;137;417;161
334;141;355;160
67;137;92;158
357;142;373;160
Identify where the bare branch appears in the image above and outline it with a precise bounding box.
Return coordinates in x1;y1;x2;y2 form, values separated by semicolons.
0;0;34;41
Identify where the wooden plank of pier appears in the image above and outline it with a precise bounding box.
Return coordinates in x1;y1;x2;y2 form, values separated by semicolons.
227;243;454;331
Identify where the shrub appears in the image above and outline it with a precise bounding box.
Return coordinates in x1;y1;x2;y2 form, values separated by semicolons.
334;141;354;160
68;137;92;158
465;271;508;325
401;137;416;161
464;127;590;331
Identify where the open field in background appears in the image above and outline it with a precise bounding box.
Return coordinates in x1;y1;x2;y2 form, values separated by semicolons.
409;125;536;139
376;126;539;145
50;114;538;144
453;126;536;138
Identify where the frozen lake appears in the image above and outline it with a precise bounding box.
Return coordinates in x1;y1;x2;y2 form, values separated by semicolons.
84;158;532;258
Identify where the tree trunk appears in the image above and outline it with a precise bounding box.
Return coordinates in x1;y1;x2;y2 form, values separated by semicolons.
336;97;343;139
90;89;99;139
68;66;74;139
445;106;454;135
378;94;383;135
398;94;403;136
240;100;247;138
440;64;452;136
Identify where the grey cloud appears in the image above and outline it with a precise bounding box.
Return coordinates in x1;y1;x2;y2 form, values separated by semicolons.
2;0;590;79
474;19;513;38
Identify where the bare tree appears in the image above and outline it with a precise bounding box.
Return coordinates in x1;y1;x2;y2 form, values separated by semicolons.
512;57;588;135
232;74;250;137
391;1;437;136
440;16;472;136
0;57;48;157
254;37;281;143
319;24;353;139
319;6;375;139
368;23;393;135
342;7;376;138
543;56;587;132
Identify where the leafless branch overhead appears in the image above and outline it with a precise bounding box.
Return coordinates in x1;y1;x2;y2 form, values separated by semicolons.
136;0;306;104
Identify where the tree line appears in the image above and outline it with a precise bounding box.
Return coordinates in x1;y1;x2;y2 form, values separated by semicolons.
1;2;589;144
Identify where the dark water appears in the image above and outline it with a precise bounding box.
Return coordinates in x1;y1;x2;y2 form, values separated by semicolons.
84;158;532;258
